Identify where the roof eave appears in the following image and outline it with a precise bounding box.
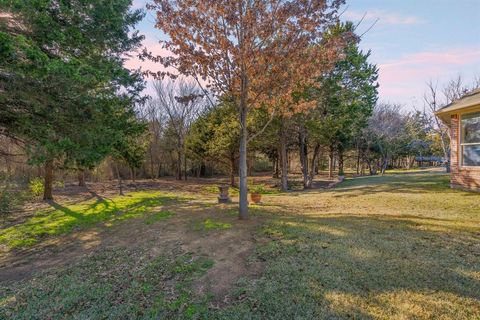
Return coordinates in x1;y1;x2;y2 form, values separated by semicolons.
435;103;480;126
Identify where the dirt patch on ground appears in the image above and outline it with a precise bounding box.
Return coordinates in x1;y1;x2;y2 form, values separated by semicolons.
184;218;265;305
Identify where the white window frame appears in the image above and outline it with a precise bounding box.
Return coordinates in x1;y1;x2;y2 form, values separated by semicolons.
460;111;480;168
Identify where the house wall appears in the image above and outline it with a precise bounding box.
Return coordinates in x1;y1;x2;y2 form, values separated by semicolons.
450;113;480;191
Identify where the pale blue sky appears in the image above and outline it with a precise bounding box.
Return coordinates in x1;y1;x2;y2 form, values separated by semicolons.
130;0;480;109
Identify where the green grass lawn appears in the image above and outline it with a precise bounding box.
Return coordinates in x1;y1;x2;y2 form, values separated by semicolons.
0;191;182;248
1;171;479;319
1;248;214;319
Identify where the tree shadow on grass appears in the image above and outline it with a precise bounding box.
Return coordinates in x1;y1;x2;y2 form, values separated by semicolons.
0;193;186;251
336;173;449;193
326;172;480;199
225;212;480;319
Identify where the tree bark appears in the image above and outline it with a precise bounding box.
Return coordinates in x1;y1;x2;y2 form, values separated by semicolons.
279;118;288;191
381;156;388;174
305;144;320;189
328;148;334;179
184;153;187;181
230;153;236;187
78;169;86;187
115;163;124;196
176;150;182;180
273;156;279;178
200;161;206;177
338;148;344;176
299;124;308;188
356;145;361;175
43;160;54;201
149;145;155;179
238;99;249;220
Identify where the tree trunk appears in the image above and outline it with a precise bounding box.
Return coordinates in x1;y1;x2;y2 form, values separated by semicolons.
328;148;334;179
200;161;206;177
305;144;320;188
238;100;249;220
115;163;124;196
338;148;344;176
367;159;374;175
299;125;308;188
184;153;187;181
230;153;236;187
273;156;279;178
43;160;54;201
407;156;415;170
176;151;182;180
78;169;86;187
279;118;288;191
381;156;388;174
149;146;155;179
356;144;361;175
444;149;451;173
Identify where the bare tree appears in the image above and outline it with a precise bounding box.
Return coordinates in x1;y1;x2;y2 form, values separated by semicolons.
441;75;480;105
142;99;167;179
426;75;480;173
152;79;204;180
424;80;451;172
442;75;465;104
361;103;407;174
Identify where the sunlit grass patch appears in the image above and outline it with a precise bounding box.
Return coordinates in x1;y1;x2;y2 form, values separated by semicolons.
337;172;451;191
0;191;182;249
202;184;280;196
225;209;238;216
193;218;232;231
144;210;175;225
202;185;239;196
202;185;219;194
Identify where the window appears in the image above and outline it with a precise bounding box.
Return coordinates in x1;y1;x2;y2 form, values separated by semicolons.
460;111;480;166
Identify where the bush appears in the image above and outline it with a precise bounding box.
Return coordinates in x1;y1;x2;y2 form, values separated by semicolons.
252;157;272;172
29;177;44;197
0;184;29;216
54;180;65;189
0;187;13;215
249;184;266;194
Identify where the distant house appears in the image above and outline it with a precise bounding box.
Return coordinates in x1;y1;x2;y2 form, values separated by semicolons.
436;89;480;191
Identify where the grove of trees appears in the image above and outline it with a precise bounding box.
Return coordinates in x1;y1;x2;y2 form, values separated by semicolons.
0;0;147;200
0;0;474;218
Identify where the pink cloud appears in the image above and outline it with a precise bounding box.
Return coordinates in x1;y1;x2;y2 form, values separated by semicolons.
125;38;174;75
381;49;480;69
378;48;480;105
344;10;424;25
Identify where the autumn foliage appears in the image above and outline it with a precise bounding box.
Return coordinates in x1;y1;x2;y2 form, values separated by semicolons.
145;0;351;218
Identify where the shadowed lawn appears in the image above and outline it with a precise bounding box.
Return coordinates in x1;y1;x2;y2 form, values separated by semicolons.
0;248;214;319
217;214;479;319
0;191;183;249
0;171;479;319
213;171;479;319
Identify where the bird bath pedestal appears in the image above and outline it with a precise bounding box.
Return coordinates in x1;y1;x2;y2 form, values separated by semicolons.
218;185;231;204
